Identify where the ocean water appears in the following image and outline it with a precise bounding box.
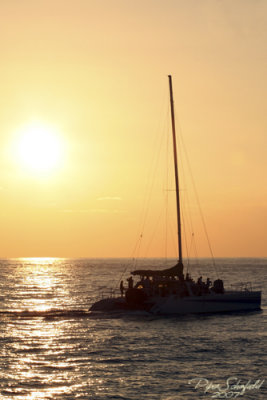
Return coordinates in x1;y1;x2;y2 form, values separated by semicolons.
0;258;266;400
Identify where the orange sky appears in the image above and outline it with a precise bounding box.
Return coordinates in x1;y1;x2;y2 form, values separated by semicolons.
0;0;266;258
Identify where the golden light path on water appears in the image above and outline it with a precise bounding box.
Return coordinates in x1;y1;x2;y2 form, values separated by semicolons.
15;258;69;312
3;258;98;399
9;319;72;399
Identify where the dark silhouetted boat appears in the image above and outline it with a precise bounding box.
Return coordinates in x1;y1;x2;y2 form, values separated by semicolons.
90;76;261;315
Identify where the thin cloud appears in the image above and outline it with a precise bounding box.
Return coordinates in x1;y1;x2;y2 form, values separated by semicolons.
61;209;91;213
61;208;126;214
90;208;126;214
97;196;122;201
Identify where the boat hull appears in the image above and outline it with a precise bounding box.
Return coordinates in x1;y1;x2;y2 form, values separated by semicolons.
89;297;147;312
90;290;261;315
148;291;262;315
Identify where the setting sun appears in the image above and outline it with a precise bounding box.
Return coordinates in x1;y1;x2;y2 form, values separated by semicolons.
0;0;266;258
15;121;64;174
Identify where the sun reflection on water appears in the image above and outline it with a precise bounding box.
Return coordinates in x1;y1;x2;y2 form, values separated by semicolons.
4;315;76;400
13;258;69;312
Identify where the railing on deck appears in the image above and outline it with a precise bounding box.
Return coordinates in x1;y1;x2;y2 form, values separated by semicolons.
96;288;121;301
230;282;252;292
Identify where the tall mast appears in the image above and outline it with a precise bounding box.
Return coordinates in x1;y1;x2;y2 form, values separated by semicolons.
168;75;183;266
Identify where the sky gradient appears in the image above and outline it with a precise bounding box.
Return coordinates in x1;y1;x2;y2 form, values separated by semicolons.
0;0;267;258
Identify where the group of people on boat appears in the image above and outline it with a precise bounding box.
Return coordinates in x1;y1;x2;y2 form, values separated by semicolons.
120;272;219;298
120;277;133;296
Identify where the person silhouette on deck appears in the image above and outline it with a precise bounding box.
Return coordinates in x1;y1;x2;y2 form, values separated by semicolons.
120;281;124;297
197;276;203;285
127;276;133;289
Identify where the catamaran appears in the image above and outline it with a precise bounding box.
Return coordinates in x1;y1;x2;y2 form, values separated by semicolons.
90;76;261;315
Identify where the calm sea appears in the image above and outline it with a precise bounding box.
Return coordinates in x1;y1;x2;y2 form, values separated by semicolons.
0;258;266;400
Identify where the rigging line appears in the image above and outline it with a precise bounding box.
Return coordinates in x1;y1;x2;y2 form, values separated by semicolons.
163;126;181;261
131;108;169;260
167;210;179;260
185;155;219;278
181;180;201;273
172;103;219;278
133;235;144;269
137;92;169;230
177;134;218;279
179;150;195;246
143;207;165;258
115;265;129;290
192;233;200;271
188;233;195;266
181;211;190;273
166;107;193;266
129;233;144;275
130;234;143;259
140;112;169;235
164;186;168;261
181;192;197;273
176;116;201;260
164;114;170;261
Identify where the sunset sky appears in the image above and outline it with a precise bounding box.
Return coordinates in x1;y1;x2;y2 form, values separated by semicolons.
0;0;266;258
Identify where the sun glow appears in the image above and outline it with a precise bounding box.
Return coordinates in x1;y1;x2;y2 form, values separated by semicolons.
15;121;64;174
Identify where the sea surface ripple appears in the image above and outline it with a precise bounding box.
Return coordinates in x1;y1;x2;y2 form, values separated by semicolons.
0;258;266;399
